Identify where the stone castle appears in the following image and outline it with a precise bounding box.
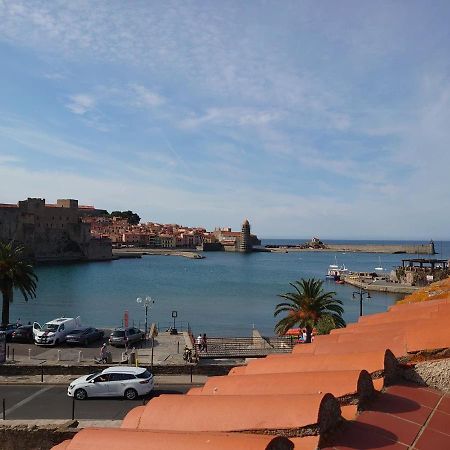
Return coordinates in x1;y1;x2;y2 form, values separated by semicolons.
0;198;112;262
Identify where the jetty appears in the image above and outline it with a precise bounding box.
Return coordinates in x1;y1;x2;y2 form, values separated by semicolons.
343;276;419;294
267;241;436;255
113;248;205;259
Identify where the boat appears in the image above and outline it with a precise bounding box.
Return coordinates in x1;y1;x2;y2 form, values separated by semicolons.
326;256;350;279
375;256;385;272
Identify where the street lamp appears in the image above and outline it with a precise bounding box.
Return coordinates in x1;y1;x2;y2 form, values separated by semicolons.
136;296;155;338
352;287;371;317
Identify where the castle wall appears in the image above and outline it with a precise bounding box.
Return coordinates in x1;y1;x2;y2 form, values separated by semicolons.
0;198;112;262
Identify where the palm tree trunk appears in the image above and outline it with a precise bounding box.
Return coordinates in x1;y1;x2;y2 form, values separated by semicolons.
305;326;313;343
1;288;12;327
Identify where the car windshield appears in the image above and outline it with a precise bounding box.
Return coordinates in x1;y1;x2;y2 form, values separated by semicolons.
136;369;152;379
112;330;125;337
86;371;102;381
42;324;59;332
69;329;85;335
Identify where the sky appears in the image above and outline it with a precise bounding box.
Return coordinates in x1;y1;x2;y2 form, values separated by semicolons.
0;1;449;240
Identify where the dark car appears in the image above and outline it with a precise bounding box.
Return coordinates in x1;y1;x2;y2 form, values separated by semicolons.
109;327;144;347
11;325;34;343
66;328;104;346
0;324;19;342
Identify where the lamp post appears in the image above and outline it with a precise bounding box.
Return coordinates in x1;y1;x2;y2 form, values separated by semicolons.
136;296;154;338
352;287;371;317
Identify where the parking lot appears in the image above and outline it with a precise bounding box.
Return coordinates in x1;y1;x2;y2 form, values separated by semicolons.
3;330;188;366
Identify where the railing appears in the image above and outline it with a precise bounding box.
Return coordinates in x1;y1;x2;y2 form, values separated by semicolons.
195;336;295;359
156;321;191;333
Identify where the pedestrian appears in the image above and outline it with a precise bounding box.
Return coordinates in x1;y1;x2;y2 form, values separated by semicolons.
201;333;207;352
100;343;108;363
196;334;202;352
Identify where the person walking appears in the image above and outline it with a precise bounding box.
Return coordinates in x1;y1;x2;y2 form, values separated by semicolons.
201;333;207;353
99;343;108;363
196;334;203;352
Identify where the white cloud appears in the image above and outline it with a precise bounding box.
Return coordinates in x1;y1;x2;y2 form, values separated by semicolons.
0;120;95;161
180;107;283;129
66;94;96;115
130;84;165;108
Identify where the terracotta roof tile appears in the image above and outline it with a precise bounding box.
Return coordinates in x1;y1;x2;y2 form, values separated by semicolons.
356;410;421;446
53;429;295;450
243;350;387;375
405;323;450;353
321;420;408;450
437;394;450;414
414;428;450;450
194;370;368;399
428;410;450;435
121;393;340;434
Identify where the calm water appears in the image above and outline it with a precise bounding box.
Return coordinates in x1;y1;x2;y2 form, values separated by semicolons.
9;240;450;337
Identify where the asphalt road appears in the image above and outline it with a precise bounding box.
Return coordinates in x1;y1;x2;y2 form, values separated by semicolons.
0;383;192;420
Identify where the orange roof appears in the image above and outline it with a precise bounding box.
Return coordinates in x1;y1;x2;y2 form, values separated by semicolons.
121;393;340;433
191;370;371;399
242;350;388;375
52;429;295;450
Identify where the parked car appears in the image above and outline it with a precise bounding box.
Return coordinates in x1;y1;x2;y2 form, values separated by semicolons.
66;327;104;346
11;325;34;343
0;324;19;342
33;317;82;346
109;327;144;347
67;366;153;400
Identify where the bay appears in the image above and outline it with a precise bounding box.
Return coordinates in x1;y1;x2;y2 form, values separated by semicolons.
9;239;450;337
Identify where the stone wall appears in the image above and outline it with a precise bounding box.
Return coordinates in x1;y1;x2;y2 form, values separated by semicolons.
0;424;76;450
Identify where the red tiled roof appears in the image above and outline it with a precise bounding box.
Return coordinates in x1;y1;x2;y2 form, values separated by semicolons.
52;429;295;450
121;393;340;433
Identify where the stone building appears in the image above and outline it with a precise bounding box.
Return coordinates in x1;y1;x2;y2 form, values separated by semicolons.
212;219;260;252
0;198;112;262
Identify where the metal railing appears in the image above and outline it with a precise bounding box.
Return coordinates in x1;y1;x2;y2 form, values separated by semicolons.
195;336;295;359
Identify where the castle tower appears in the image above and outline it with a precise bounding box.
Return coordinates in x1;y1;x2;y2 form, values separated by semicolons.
239;219;252;252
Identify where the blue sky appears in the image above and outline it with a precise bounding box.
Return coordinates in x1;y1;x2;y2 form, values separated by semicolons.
0;1;449;239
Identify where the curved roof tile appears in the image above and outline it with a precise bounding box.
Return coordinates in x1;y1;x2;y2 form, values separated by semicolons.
121;393;340;434
195;370;369;400
243;350;387;375
52;429;295;450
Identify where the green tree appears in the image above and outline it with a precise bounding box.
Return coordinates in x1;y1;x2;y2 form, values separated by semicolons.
0;242;38;327
274;278;345;342
110;210;141;225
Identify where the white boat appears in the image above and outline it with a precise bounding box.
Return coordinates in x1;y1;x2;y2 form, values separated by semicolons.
375;256;385;272
326;256;350;278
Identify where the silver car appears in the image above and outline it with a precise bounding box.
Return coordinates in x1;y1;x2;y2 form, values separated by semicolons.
68;366;153;400
109;327;144;347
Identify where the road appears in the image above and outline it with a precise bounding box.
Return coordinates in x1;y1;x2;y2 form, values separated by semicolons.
0;383;193;420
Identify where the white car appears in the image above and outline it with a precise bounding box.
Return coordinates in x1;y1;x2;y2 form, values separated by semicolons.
67;366;154;400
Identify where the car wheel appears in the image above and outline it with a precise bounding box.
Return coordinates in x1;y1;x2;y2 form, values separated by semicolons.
84;339;88;346
55;339;60;345
75;389;87;400
124;388;138;400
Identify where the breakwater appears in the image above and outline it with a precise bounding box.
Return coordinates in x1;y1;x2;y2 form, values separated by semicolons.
268;242;435;254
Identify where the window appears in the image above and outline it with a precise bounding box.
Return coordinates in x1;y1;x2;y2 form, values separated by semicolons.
109;373;135;381
136;370;152;379
94;374;109;383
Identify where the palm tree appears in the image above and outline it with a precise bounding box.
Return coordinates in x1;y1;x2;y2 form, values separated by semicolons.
0;241;38;327
274;278;345;342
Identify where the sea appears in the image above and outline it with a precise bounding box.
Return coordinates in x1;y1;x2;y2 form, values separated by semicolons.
9;239;450;337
